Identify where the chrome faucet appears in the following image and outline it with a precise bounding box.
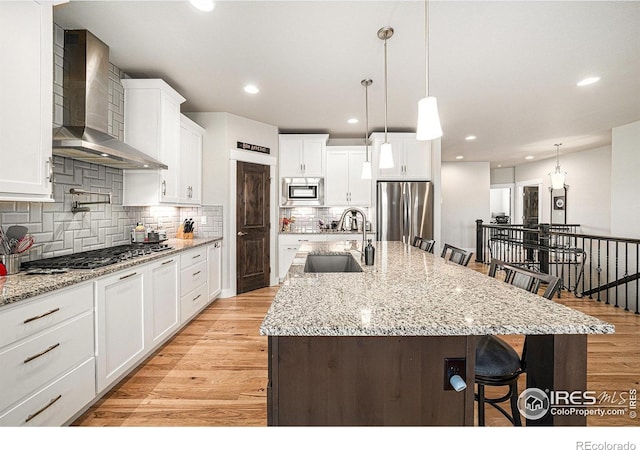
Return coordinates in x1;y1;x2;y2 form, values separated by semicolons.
336;207;368;259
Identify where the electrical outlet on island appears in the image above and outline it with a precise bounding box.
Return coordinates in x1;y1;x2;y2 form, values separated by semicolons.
201;216;207;225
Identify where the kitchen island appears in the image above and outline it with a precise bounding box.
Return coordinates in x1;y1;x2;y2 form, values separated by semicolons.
260;241;614;426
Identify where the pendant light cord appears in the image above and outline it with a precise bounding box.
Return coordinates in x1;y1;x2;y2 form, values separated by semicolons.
555;143;562;169
425;0;429;97
361;79;372;162
383;36;388;143
365;82;370;162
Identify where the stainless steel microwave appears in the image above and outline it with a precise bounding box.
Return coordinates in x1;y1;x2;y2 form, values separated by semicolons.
281;178;324;206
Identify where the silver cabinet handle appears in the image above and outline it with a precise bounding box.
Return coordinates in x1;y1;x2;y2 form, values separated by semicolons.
24;308;60;324
192;254;202;259
46;157;54;184
214;241;221;248
237;232;248;236
161;259;174;265
24;343;60;364
192;294;202;302
192;270;201;277
162;180;167;196
25;395;62;423
119;272;137;280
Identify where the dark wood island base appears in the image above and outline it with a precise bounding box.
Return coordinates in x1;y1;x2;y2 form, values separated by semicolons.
267;334;588;426
268;335;476;426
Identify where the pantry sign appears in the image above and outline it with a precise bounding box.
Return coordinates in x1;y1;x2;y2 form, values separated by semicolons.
237;141;270;154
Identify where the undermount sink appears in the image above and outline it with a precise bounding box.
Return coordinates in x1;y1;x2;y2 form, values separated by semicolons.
303;254;363;273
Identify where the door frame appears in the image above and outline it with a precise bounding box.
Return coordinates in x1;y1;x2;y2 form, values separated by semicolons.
490;182;515;223
228;149;278;298
515;178;542;225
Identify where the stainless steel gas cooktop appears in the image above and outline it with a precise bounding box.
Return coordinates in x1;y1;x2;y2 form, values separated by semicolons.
21;243;173;272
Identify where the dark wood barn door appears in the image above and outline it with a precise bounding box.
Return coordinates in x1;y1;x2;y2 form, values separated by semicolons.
236;161;270;294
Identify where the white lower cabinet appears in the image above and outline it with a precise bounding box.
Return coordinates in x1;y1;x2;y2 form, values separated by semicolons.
0;283;95;426
96;268;145;394
0;359;95;426
279;244;301;280
0;241;223;425
180;247;209;324
208;240;222;301
147;257;180;349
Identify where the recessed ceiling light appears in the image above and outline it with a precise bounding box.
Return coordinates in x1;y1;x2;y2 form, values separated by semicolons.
577;76;600;87
465;135;476;141
244;85;259;94
142;164;149;168
347;118;359;124
455;155;464;160
525;156;534;160
189;0;215;12
100;153;109;157
497;164;502;168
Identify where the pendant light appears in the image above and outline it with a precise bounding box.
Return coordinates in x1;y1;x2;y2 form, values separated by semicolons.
378;26;394;169
416;0;442;141
361;79;373;179
549;143;566;189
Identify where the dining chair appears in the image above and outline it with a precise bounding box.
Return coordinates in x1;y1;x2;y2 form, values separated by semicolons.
419;239;435;253
412;236;423;247
475;259;562;426
440;243;473;266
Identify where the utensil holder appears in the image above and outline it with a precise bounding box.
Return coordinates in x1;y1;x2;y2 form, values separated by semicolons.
1;254;21;275
176;226;194;240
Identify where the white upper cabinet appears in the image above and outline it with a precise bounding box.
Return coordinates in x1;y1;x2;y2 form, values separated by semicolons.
0;1;53;202
179;114;204;205
325;147;371;206
122;79;186;206
371;132;431;180
279;134;328;178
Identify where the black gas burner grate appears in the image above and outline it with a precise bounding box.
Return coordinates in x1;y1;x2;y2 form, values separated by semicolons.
22;243;173;271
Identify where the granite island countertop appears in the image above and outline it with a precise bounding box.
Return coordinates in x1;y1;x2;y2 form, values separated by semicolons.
260;241;615;337
0;237;222;307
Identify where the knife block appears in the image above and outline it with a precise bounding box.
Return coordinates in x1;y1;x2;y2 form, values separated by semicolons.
176;225;193;240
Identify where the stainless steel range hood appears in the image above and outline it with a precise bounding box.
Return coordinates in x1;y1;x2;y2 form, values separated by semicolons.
52;30;167;170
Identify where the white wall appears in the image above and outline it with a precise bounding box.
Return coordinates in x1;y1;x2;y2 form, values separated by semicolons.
490;167;515;185
441;162;490;252
185;112;279;297
611;120;640;239
514;145;611;235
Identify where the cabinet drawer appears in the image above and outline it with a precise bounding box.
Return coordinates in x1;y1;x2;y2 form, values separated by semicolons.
0;312;94;412
180;282;209;325
0;283;93;349
180;247;206;269
180;260;207;297
0;358;95;426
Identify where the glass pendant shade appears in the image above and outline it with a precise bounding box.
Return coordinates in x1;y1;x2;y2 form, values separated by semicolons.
361;160;372;179
416;96;442;141
379;142;394;169
550;168;566;190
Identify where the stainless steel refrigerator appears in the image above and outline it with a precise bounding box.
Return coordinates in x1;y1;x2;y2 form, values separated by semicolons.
376;181;434;244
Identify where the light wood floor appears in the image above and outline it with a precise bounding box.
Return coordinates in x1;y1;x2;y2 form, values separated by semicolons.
73;264;639;427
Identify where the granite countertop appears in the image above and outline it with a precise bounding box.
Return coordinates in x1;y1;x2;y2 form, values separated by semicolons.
0;237;222;307
260;241;615;337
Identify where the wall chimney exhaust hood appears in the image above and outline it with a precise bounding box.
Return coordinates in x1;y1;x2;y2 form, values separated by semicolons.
52;30;167;170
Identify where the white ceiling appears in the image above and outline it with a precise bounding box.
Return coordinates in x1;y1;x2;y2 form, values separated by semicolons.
53;1;640;168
